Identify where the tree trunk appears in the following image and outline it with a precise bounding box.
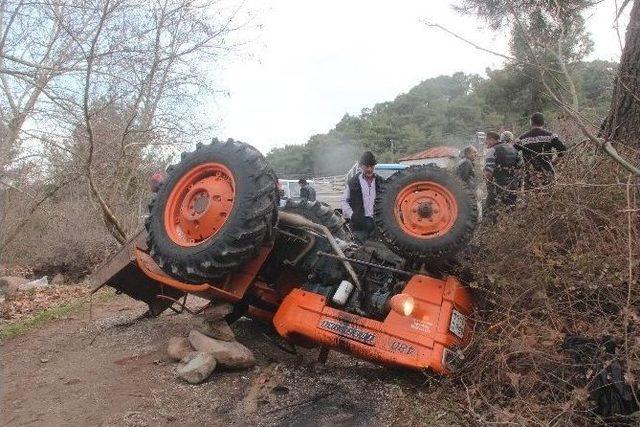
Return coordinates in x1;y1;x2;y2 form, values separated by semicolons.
602;0;640;146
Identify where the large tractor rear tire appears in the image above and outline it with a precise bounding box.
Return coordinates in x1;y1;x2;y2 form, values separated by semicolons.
146;139;278;283
280;199;350;240
374;165;478;262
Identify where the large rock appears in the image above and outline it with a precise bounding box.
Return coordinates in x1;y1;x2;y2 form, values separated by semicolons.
18;276;49;291
176;352;217;384
0;276;27;297
202;302;233;320
193;317;235;342
188;329;256;369
51;273;65;285
166;336;194;361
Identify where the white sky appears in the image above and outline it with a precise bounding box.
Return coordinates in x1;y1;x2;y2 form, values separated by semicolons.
213;0;628;154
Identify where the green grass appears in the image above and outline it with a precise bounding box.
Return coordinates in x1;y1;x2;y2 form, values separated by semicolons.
0;289;116;342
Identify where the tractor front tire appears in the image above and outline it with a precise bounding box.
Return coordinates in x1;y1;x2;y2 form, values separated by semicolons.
146;139;278;283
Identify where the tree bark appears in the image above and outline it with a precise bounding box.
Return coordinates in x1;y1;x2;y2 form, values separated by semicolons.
602;0;640;146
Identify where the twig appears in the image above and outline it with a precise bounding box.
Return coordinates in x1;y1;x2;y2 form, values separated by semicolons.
422;20;514;61
0;174;78;254
623;174;639;407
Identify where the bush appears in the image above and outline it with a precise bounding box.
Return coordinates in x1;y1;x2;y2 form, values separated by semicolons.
1;190;118;280
456;142;640;424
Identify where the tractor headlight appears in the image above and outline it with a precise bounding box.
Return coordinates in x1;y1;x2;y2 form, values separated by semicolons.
390;293;415;316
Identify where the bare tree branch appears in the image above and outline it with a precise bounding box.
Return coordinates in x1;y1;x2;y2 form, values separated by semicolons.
0;173;78;254
423;20;514;61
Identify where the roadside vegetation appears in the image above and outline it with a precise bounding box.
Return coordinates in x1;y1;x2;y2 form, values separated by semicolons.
0;288;115;341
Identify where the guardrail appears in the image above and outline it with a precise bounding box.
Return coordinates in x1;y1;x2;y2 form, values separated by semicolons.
312;175;345;210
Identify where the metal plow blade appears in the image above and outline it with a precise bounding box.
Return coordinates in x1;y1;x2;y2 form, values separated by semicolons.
89;230;183;316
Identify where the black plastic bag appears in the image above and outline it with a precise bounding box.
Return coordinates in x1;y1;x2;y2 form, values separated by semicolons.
563;335;639;420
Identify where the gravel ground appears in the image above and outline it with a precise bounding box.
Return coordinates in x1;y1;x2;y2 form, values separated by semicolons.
1;294;466;426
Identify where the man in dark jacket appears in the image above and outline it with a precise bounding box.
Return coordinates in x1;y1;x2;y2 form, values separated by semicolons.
484;131;523;222
515;112;567;188
298;178;316;201
456;146;479;190
341;151;382;243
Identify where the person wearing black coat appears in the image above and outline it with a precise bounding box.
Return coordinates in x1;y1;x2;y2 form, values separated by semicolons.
483;131;523;222
515;112;567;188
341;151;382;242
298;178;316;201
456;145;479;190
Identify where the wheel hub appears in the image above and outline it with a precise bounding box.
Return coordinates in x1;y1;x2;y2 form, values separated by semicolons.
191;192;210;215
394;181;458;238
417;202;434;218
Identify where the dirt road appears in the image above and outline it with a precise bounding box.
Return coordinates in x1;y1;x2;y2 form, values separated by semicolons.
1;294;462;426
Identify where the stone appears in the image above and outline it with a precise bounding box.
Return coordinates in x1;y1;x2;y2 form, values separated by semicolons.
51;273;65;285
18;276;49;291
202;302;234;320
0;276;28;297
193;317;235;342
188;329;256;369
166;336;194;362
176;352;217;384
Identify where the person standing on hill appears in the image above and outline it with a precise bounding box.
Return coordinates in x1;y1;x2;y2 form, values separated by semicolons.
298;178;316;202
483;131;523;222
341;151;382;243
515;112;567;188
500;130;523;189
456;146;479;190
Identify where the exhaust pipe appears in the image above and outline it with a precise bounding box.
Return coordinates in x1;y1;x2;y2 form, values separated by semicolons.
277;211;362;291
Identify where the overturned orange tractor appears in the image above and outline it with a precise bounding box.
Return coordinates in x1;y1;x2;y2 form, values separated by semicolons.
93;139;478;374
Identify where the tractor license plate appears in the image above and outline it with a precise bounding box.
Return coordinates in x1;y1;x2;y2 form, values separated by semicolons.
449;309;465;338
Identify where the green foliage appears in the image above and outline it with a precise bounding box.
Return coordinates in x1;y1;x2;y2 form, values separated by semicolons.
456;0;599;116
266;144;313;178
268;61;615;178
456;0;596;60
572;60;618;121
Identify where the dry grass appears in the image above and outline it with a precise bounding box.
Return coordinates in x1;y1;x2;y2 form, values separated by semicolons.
0;287;115;341
453;142;640;425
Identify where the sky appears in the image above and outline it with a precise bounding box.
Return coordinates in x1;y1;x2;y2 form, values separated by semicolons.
213;0;629;154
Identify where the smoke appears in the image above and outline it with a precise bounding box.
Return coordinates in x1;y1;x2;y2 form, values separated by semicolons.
311;140;361;177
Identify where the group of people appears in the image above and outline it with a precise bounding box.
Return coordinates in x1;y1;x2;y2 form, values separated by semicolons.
293;111;566;241
457;112;566;221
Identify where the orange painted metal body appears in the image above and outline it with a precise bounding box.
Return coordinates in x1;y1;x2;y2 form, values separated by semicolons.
272;275;473;373
135;246;473;373
94;232;472;374
134;245;272;302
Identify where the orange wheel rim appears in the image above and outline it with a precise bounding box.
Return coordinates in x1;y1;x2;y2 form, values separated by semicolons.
164;162;235;247
394;181;458;238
